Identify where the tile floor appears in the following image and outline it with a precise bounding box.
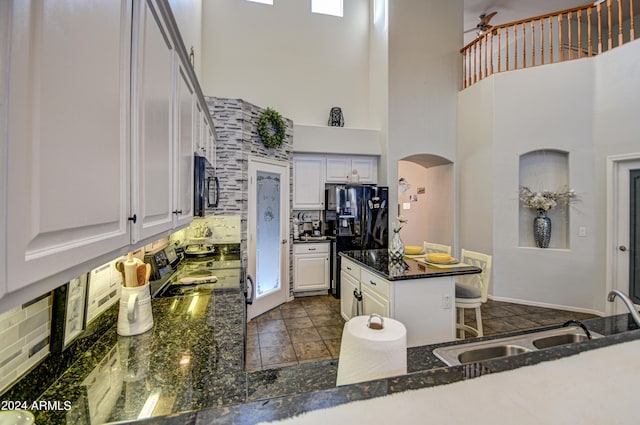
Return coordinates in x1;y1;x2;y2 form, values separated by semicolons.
245;295;598;372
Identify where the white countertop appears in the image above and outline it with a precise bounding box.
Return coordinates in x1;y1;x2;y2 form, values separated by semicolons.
261;339;640;425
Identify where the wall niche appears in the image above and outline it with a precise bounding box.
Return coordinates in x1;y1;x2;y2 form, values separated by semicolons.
518;149;571;249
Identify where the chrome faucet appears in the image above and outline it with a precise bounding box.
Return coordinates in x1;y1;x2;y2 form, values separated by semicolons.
607;290;640;327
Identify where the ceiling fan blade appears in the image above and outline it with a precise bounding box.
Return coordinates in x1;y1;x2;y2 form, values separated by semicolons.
464;27;478;33
478;11;498;26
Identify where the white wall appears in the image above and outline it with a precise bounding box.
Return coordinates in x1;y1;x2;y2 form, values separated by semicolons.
168;0;202;77
459;39;640;313
458;77;494;258
398;161;454;249
200;0;371;127
592;40;640;311
386;0;463;231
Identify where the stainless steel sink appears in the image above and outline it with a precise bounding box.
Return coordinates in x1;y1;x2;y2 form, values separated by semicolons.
433;326;602;366
532;333;592;349
457;344;530;364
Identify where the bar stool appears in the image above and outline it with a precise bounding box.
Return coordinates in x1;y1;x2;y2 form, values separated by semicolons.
423;242;452;255
455;249;492;339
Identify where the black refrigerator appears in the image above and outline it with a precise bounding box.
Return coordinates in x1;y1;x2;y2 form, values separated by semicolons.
329;184;388;298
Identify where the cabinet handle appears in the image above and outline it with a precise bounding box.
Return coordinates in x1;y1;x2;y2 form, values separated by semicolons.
173;210;183;215
308;248;316;251
370;280;377;286
347;266;352;271
128;214;137;224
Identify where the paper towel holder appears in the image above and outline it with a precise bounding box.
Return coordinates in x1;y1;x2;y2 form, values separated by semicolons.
367;313;384;330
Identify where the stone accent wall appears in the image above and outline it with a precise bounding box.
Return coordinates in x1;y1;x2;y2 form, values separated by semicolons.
206;97;294;295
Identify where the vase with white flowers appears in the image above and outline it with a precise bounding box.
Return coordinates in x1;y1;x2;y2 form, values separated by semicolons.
388;215;408;261
519;186;576;248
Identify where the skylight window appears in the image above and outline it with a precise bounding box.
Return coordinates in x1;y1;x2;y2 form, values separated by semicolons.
312;0;343;17
246;0;273;5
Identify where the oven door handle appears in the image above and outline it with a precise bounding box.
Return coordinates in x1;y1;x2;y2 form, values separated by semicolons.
245;274;254;305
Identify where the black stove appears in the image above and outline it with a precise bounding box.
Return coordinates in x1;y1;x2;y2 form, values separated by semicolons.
149;243;243;298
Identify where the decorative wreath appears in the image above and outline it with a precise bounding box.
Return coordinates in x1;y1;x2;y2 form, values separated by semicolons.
257;107;286;149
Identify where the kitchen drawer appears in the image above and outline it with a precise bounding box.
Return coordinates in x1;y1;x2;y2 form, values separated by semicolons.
341;258;360;281
361;269;390;299
293;243;329;255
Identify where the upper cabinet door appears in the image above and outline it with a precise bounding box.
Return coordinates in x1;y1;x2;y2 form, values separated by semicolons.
6;0;132;292
293;156;325;210
174;64;195;228
0;1;7;299
325;157;352;183
351;157;378;184
131;0;175;243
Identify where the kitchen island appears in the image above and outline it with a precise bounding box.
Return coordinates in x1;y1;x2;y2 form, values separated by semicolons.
339;249;482;346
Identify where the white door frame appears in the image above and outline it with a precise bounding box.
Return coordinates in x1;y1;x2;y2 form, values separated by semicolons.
247;155;290;320
606;153;640;316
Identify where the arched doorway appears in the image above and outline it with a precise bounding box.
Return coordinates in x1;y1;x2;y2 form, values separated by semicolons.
397;154;454;249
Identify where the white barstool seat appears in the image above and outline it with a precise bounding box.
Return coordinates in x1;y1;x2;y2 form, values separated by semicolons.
455;249;492;339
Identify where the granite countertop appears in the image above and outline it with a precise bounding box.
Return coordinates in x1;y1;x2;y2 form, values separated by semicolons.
25;279;640;425
340;249;482;281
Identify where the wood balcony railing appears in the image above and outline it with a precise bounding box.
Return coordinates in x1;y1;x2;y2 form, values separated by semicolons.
461;0;638;88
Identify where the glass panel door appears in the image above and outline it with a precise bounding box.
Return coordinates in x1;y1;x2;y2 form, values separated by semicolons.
256;171;281;297
247;157;289;320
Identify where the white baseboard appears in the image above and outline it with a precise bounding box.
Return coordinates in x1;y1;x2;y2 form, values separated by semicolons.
488;295;605;317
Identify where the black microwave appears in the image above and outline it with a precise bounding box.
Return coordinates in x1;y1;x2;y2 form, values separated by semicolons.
194;155;219;217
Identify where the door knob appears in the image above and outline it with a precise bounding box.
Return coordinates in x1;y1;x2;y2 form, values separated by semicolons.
619;245;627;252
282;239;287;244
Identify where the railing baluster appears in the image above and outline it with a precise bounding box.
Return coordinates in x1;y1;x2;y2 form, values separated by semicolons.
618;0;624;45
506;25;509;70
568;12;573;60
490;30;494;75
513;25;517;70
608;0;613;50
474;43;478;84
587;7;593;56
467;48;471;87
631;0;636;40
485;34;488;78
559;14;564;61
578;10;582;58
541;19;545;65
530;20;535;65
598;3;603;53
549;16;553;63
479;39;483;80
522;22;526;68
497;27;501;72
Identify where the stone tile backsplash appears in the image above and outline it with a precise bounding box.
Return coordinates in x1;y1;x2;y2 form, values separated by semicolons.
0;293;52;394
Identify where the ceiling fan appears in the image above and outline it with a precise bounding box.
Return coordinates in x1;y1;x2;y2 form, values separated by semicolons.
464;11;498;36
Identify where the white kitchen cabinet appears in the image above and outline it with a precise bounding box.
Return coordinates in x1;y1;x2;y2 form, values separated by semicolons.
325;157;352;183
293;243;330;292
205;122;216;169
325;156;378;184
0;0;6;299
361;284;390;317
351;157;378;183
293;156;325;210
340;271;360;321
131;0;176;243
174;63;195;229
5;0;133;292
195;102;206;158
